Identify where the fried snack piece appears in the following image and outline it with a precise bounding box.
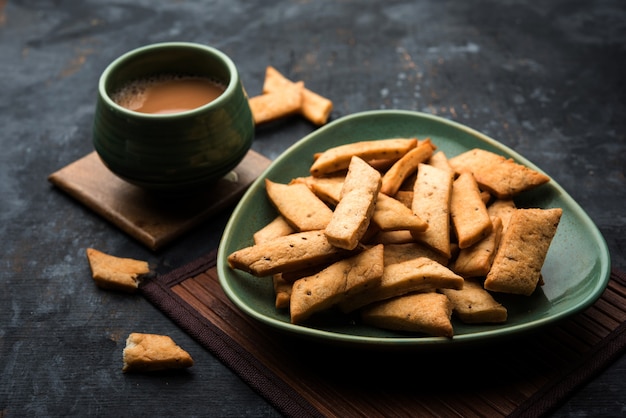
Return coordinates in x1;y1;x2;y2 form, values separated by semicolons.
484;208;562;296
290;244;384;324
273;275;292;309
372;193;428;233
453;216;503;277
86;248;149;293
380;139;436;196
383;243;450;267
308;179;343;206
248;80;304;124
310;138;417;177
487;199;517;233
450;172;493;249
324;156;382;250
441;279;507;324
262;66;333;126
427;151;454;174
253;216;295;244
227;230;350;276
448;149;550;199
361;292;454;337
339;257;464;313
265;179;334;231
310;181;426;234
393;190;413;208
253;216;295;308
122;333;194;373
411;163;454;258
372;230;416;245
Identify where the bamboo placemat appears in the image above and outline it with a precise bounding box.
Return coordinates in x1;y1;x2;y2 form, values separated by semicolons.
140;250;626;417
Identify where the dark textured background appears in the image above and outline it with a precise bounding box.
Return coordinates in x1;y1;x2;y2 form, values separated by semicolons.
1;0;625;416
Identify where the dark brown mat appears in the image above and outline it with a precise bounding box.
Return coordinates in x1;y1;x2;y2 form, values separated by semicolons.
48;151;271;250
140;251;626;418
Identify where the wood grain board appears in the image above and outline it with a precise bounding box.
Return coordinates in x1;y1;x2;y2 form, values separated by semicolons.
48;150;271;250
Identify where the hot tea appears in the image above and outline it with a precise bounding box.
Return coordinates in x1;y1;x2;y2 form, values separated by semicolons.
112;75;225;114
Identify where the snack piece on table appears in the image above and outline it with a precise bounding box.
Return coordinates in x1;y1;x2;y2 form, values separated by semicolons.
310;138;417;177
86;247;150;293
290;244;384;324
450;172;493;249
122;333;193;373
262;66;333;125
448;148;550;199
248;80;304;125
453;216;503;278
227;230;351;277
380;139;436;196
441;279;508;324
324;156;382;250
484;208;562;296
411;163;454;258
265;179;333;231
361;292;454;338
338;256;464;313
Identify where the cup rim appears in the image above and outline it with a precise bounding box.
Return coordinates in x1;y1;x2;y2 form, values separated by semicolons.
98;42;240;118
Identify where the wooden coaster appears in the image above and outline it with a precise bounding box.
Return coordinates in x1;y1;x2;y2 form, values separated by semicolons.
48;150;271;251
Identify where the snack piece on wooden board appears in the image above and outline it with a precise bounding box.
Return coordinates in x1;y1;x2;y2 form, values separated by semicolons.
324;156;382;250
338;256;463;313
411;163;454;258
227;230;351;277
361;292;454;338
265;179;334;231
448;148;550;199
290;244;384;324
248;80;304;125
122;333;193;373
484;208;562;296
453;216;504;278
441;279;508;324
450;172;493;249
262;66;333;125
86;248;150;293
380;139;436;196
310;138;417;177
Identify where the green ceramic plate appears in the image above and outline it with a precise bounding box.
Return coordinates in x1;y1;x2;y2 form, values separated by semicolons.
217;110;611;347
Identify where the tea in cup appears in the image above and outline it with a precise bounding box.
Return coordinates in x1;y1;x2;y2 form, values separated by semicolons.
92;42;254;195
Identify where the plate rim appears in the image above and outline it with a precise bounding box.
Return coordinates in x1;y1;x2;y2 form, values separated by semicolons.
217;109;611;347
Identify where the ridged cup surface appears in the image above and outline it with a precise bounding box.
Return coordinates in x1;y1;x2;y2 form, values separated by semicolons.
93;42;254;195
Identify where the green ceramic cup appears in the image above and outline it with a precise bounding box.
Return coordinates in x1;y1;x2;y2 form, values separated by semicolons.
93;42;254;195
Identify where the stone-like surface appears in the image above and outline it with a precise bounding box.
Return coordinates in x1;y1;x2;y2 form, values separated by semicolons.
1;0;624;416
